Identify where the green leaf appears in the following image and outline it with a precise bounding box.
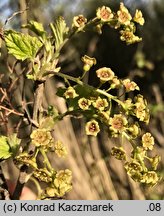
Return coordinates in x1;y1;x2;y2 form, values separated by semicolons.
0;136;11;160
50;16;69;51
7;133;21;156
22;20;46;38
75;84;98;98
4;30;42;61
56;87;66;98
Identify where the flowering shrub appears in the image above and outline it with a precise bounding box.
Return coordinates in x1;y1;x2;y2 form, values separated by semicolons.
0;2;161;200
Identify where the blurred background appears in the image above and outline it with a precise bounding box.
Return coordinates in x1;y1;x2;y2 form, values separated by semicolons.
0;0;163;199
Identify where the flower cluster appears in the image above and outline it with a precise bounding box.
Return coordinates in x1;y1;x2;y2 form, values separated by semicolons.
33;168;72;198
56;52;161;186
94;3;144;44
27;125;71;198
124;159;160;186
111;140;159;186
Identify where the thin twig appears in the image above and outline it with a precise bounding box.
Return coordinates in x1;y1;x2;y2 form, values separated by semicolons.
0;105;24;116
4;6;29;27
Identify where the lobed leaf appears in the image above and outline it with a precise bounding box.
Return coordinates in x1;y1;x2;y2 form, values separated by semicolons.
7;133;21;157
22;20;46;38
4;30;42;61
50;16;68;51
0;136;11;160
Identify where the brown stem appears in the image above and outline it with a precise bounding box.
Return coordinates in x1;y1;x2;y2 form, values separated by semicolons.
33;82;44;122
0;165;11;200
19;0;28;34
11;165;32;200
12;82;45;199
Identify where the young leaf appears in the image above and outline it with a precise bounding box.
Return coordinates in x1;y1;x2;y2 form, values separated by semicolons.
4;30;42;61
50;16;68;51
22;20;46;38
0;136;11;160
7;133;21;157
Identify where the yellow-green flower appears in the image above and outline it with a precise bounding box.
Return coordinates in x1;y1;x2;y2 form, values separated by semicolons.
98;110;110;123
128;123;140;138
125;160;143;172
133;9;145;25
92;97;108;111
64;86;79;99
54;141;68;158
110;76;121;89
123;98;134;112
117;3;132;25
141;171;159;186
30;128;52;147
109;114;127;134
72;15;87;28
131;146;146;161
142;133;154;150
15;152;37;169
124;22;136;33
33;168;52;183
120;30;142;44
78;98;91;110
135;106;150;124
81;55;96;71
122;78;139;92
151;155;161;170
124;160;143;181
134;95;150;123
85;119;100;136
96;67;115;82
111;146;126;160
46;187;56;197
135;94;146;104
53;169;72;196
54;169;72;187
96;6;113;22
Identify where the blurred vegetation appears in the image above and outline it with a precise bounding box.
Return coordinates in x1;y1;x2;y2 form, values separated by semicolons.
0;0;163;199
